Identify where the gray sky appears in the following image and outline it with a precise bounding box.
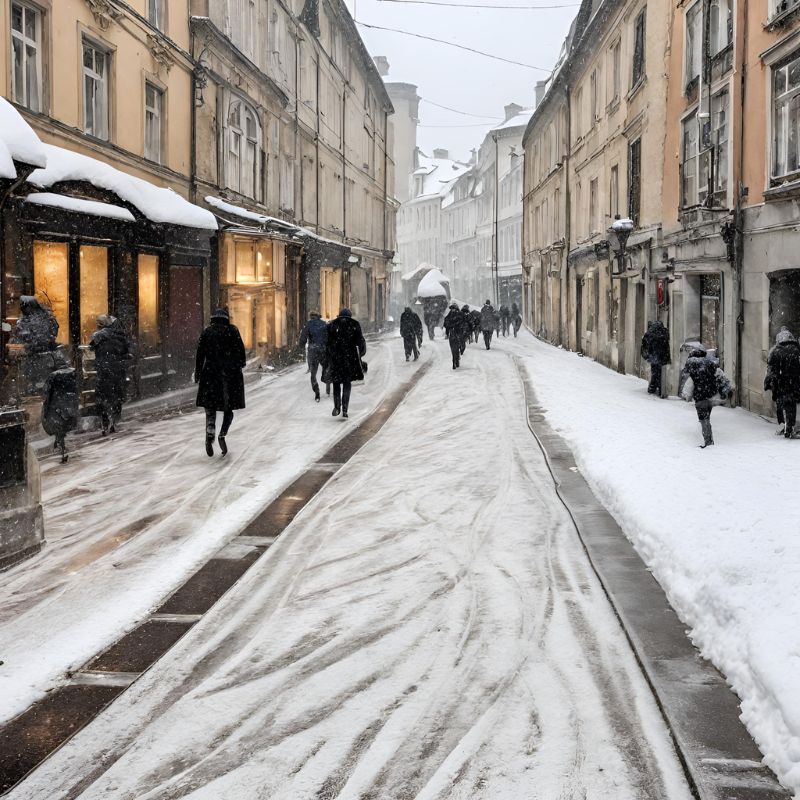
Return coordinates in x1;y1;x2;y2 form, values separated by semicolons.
343;0;579;161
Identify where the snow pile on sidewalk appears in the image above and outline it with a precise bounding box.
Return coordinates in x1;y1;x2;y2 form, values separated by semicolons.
520;335;800;796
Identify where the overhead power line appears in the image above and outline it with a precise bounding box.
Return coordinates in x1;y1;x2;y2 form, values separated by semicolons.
419;121;500;127
421;99;500;118
377;0;579;8
355;21;553;71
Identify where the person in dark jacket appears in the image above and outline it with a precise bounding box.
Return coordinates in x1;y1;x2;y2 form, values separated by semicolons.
765;328;800;438
89;315;130;435
13;296;58;354
470;308;482;343
299;311;329;401
324;308;366;418
443;302;467;369
480;300;496;350
400;306;423;361
511;302;523;337
41;350;79;463
195;308;246;456
641;320;671;398
499;304;511;337
682;347;731;448
460;305;472;348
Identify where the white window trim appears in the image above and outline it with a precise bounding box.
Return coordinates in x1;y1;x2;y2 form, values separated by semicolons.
11;0;43;112
147;0;164;30
144;81;163;163
224;94;262;200
82;37;111;140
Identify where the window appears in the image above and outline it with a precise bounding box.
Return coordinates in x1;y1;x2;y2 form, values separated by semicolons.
610;164;620;218
712;89;729;195
144;82;163;163
773;53;800;179
554;188;560;237
33;241;69;344
610;39;621;102
137;254;160;353
226;97;262;199
11;1;42;112
701;274;721;351
709;0;732;56
685;2;702;87
575;86;584;136
628;139;641;225
233;240;273;284
682;115;700;206
632;9;646;87
590;69;599;123
280;159;295;211
79;245;109;345
682;90;729;206
589;177;599;233
147;0;163;29
82;40;110;140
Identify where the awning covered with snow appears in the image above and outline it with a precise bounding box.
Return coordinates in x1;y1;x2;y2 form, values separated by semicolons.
0;97;46;180
417;268;449;298
29;145;217;230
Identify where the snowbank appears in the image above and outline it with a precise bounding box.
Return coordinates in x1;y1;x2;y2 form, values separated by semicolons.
519;335;800;796
30;145;217;230
417;268;449;298
0;97;47;179
25;192;135;222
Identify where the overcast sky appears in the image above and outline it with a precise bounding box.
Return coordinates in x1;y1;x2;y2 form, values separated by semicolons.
343;0;579;161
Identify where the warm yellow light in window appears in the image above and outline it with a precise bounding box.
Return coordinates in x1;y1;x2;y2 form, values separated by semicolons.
79;245;109;344
138;254;160;353
33;241;69;344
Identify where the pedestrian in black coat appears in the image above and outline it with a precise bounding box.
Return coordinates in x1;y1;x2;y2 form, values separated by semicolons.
682;348;732;448
766;328;800;438
641;320;671;398
470;309;482;342
480;301;495;350
400;307;423;361
499;304;511;337
443;303;467;369
41;350;79;463
89;315;130;435
195;308;246;456
299;311;330;401
460;305;472;348
13;295;58;354
511;303;522;337
324;308;366;418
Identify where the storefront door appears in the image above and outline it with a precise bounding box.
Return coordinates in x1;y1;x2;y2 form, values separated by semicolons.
168;266;204;376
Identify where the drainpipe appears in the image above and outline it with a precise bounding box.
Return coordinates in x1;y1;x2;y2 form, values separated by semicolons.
563;81;572;349
493;133;500;303
190;26;198;206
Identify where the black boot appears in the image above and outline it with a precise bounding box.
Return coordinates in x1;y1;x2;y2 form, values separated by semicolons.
332;406;340;417
314;388;321;402
205;430;214;457
218;435;228;456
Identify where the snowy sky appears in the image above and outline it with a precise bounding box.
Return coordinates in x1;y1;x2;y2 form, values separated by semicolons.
343;0;579;161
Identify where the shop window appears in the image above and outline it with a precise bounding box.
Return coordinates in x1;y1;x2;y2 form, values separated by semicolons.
11;1;43;113
769;270;800;342
137;254;160;353
320;267;341;320
235;240;256;282
79;245;109;344
256;241;273;282
701;273;721;351
82;39;110;140
273;241;285;284
229;294;253;349
33;241;68;344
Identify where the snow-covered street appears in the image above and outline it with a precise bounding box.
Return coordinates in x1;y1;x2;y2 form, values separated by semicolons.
4;333;694;800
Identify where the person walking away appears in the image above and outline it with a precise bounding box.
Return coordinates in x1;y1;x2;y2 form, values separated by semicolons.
681;347;732;448
765;328;800;438
195;308;246;457
41;350;79;463
299;311;329;401
444;302;466;369
470;308;482;342
325;308;366;419
480;300;496;350
89;315;130;435
460;305;472;348
511;302;522;337
499;304;511;337
640;320;671;398
423;307;437;341
400;306;423;361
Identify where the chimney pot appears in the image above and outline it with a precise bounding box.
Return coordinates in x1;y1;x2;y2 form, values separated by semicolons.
504;102;523;121
374;56;390;77
433;148;449;160
535;80;547;107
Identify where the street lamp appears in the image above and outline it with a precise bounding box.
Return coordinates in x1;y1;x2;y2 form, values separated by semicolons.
606;217;635;274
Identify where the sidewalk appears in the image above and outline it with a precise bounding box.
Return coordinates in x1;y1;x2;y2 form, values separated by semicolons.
514;332;800;797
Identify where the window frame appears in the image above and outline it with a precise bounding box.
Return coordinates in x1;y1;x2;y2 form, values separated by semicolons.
628;138;642;225
10;0;44;113
771;51;800;182
631;8;647;89
147;0;165;30
81;36;111;141
224;95;263;201
144;80;164;163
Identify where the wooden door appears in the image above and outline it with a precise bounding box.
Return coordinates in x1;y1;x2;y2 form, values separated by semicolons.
168;266;204;377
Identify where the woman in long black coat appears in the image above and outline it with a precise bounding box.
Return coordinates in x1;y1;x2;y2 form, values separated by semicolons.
324;308;366;419
89;315;130;435
195;308;246;456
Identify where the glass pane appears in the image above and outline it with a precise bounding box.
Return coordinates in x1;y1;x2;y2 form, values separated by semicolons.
235;240;256;282
137;255;160;352
33;241;69;345
26;44;39;112
775;66;787;95
24;7;35;39
79;245;109;345
85;76;94;133
229;295;253;349
12;4;23;32
146;83;155;108
95;51;105;77
789;58;800;90
256;241;273;282
13;38;24;103
83;45;93;70
790;94;800;173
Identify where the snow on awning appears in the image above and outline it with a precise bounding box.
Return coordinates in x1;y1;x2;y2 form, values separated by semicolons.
417;268;449;298
0;97;47;180
25;192;135;222
29;144;217;230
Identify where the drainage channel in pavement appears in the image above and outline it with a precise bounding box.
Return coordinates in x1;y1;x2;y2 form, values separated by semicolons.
0;359;432;796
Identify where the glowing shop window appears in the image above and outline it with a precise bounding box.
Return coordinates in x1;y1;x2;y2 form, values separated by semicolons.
229;295;254;349
138;254;160;352
234;240;256;283
256;240;273;282
33;241;69;344
272;241;285;284
79;245;108;344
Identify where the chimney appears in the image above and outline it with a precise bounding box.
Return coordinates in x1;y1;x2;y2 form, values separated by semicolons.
433;148;449;160
535;80;547;108
374;56;390;77
504;102;523;122
470;148;477;165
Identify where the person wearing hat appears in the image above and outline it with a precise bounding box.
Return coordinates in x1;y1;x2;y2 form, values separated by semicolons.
89;314;130;435
194;307;246;456
324;308;366;418
480;300;496;350
399;306;423;361
765;327;800;438
298;310;330;401
443;302;467;369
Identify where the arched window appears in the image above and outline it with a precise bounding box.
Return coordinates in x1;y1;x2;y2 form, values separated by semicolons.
226;96;262;200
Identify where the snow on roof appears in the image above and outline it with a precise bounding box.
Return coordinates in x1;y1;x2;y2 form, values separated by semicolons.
25;192;135;222
29;144;217;230
417;268;449;298
413;152;471;199
205;195;269;224
401;262;434;282
491;108;534;133
0;97;47;179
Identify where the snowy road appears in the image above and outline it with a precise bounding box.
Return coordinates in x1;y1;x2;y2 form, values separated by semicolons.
10;335;693;799
0;338;416;724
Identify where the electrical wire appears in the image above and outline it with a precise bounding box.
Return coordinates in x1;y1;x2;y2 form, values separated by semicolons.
419;121;500;127
421;98;501;118
355;21;553;71
377;0;579;8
